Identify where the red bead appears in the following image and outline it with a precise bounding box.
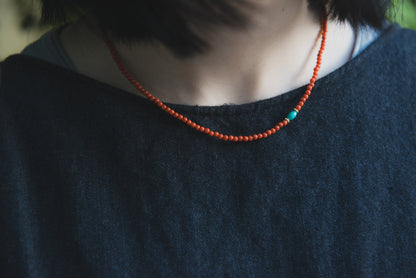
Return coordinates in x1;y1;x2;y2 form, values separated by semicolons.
218;134;224;139
267;130;272;135
283;120;288;126
234;137;239;142
182;117;188;122
275;125;280;131
209;131;215;136
196;125;200;130
204;128;210;134
174;112;179;118
248;136;253;141
303;94;309;99
258;134;263;139
296;105;302;111
253;135;258;140
191;122;196;128
229;135;234;141
271;128;276;133
262;132;268;138
307;85;313;91
243;136;249;142
278;122;284;128
301;97;307;102
223;135;229;141
305;90;311;95
186;120;192;125
298;101;304;106
214;132;219;137
238;136;243;141
178;115;183;120
200;127;205;132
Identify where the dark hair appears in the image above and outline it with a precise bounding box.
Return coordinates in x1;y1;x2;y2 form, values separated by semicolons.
40;0;391;58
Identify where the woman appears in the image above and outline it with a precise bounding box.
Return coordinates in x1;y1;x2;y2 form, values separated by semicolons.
1;0;415;276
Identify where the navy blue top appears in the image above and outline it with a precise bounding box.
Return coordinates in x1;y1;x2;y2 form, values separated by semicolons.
1;24;415;277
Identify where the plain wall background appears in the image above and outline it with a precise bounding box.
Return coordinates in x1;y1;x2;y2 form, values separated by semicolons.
0;0;46;60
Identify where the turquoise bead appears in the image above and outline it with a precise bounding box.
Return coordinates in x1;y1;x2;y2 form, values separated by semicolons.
287;111;298;121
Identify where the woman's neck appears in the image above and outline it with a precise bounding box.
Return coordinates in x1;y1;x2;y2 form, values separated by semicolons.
60;0;356;106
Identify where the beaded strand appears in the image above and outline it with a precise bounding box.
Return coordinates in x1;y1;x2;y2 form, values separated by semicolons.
103;13;328;142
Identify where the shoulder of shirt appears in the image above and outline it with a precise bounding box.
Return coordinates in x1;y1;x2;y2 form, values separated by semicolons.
355;23;416;55
19;24;77;72
347;23;416;73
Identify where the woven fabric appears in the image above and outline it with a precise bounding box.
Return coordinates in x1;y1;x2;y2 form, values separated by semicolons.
0;24;415;277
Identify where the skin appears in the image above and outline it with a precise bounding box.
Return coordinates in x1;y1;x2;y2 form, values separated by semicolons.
60;0;356;106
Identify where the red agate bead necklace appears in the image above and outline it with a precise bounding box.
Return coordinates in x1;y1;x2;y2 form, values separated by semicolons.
103;14;328;142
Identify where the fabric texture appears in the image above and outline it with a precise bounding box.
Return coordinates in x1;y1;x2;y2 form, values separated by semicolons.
20;23;76;72
352;25;382;57
0;24;415;277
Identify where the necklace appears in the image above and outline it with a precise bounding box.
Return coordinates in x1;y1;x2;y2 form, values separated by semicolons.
103;13;328;142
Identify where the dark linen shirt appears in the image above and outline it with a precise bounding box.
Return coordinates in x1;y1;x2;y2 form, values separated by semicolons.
1;24;415;277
